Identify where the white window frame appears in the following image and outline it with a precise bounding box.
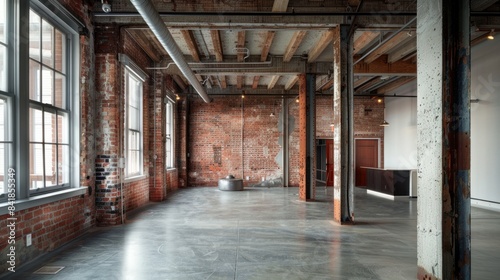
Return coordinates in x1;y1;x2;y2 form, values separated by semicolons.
124;68;143;178
165;98;174;169
0;0;85;211
120;54;148;179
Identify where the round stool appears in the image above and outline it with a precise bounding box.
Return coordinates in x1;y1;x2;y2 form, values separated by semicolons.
218;175;244;191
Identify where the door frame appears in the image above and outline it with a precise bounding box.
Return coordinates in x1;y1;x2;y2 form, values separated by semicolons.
354;138;381;187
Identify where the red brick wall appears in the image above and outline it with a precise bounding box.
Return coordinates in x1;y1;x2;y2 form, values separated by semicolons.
353;96;385;167
0;195;92;271
188;96;283;186
288;99;300;187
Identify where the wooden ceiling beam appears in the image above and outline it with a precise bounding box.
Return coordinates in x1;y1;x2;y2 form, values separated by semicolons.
283;31;307;62
364;31;411;64
272;0;290;12
353;31;379;55
354;55;416;76
268;75;280;89
252;76;260;89
261;31;276;61
237;30;246;62
210;30;224;62
219;75;227;89
285;75;299;90
387;36;416;63
125;29;161;62
354;76;373;88
180;30;201;62
308;29;334;62
237;76;244;89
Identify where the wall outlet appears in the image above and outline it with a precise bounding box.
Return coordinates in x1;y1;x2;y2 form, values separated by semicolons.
246;176;250;180
26;234;32;247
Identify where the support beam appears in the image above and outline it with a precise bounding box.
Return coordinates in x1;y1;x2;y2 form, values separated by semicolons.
272;0;290;12
387;37;416;63
333;25;354;224
210;30;224;61
308;29;334;62
252;76;260;89
237;76;244;89
376;77;415;94
261;31;276;62
180;30;201;62
298;74;316;201
283;31;307;62
353;76;373;88
354;55;416;76
417;0;471;279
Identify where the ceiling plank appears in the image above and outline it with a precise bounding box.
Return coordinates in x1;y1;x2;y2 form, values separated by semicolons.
308;29;334;62
210;30;224;62
354;55;416;76
268;75;280;89
363;32;411;64
387;37;417;63
180;30;201;62
377;77;416;94
319;79;333;92
353;31;379;55
355;77;385;93
252;76;260;89
354;76;373;88
285;75;299;90
283;31;307;62
272;0;290;12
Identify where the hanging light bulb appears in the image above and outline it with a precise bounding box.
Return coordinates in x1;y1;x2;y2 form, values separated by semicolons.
487;29;495;40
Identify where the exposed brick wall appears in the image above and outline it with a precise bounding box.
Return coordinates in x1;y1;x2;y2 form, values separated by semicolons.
149;69;165;202
188;95;283;186
288;99;300;187
353;96;385;167
178;96;189;188
0;195;92;272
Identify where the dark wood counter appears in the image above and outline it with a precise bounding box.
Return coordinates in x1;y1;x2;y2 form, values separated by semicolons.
363;167;413;196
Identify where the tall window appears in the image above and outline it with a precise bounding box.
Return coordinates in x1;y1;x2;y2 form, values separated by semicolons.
125;69;143;177
0;0;11;196
28;9;69;191
165;99;174;168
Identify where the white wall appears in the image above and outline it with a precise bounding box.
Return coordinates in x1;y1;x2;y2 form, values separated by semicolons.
384;81;418;169
383;38;500;210
471;38;500;210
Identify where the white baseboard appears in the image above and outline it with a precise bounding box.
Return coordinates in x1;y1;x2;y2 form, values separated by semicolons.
472;199;500;212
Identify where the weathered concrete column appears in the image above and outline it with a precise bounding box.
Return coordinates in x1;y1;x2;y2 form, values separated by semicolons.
333;25;354;224
298;74;316;200
417;0;471;279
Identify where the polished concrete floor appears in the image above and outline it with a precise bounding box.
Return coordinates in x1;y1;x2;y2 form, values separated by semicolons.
5;186;500;279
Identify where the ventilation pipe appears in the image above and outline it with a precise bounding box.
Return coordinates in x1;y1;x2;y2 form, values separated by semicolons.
130;0;211;103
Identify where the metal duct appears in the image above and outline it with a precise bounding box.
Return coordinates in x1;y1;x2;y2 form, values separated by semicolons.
129;0;211;103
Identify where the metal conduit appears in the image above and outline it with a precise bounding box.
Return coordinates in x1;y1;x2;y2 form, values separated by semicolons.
129;0;211;103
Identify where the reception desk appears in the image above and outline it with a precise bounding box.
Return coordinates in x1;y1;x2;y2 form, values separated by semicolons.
363;167;415;197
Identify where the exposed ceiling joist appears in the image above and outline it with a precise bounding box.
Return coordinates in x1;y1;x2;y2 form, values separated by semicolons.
252;76;260;89
237;76;244;89
285;75;299;90
272;0;290;12
126;29;161;61
283;31;307;62
180;30;201;62
364;32;412;64
354;76;373;88
268;75;280;89
355;77;386;93
472;0;499;11
353;31;379;55
210;30;223;61
308;29;334;62
219;75;227;89
261;31;276;61
387;36;416;63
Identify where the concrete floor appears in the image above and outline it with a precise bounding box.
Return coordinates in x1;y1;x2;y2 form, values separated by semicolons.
4;186;500;279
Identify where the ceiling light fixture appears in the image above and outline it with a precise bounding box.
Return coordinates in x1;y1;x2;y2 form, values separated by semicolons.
487;29;495;40
380;120;390;127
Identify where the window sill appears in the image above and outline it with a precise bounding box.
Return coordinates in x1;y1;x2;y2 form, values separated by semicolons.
166;168;177;172
0;187;88;216
124;174;147;184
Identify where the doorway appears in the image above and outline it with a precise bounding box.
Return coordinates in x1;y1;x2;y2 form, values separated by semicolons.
355;139;379;187
316;139;334;187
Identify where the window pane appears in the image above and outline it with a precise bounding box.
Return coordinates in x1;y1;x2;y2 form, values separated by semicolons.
58;145;69;185
44;111;56;143
41;67;53;104
29;60;40;101
44;144;55;187
30;143;44;189
55;72;66;108
55;29;66;73
0;0;6;43
29;107;43;142
41;19;53;67
58;113;69;144
29;10;40;61
0;45;6;92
